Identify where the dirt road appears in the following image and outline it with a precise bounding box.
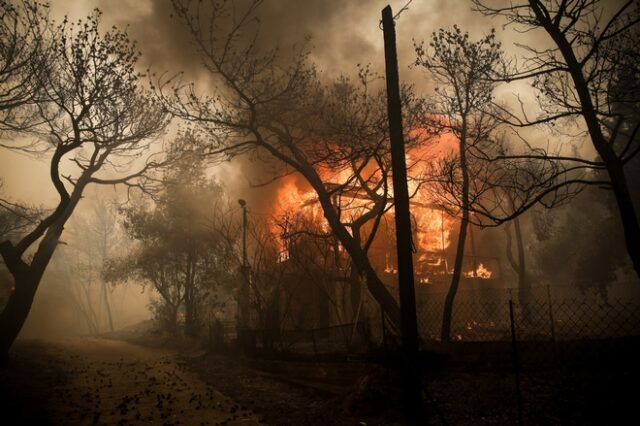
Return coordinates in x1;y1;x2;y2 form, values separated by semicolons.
5;337;265;425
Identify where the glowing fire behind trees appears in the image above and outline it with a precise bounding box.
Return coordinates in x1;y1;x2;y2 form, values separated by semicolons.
268;136;495;283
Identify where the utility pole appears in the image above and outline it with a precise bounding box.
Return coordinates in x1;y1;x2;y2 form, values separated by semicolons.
238;199;251;349
381;5;422;421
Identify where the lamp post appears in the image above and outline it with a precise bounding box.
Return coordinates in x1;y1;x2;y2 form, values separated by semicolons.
237;199;251;348
238;199;248;269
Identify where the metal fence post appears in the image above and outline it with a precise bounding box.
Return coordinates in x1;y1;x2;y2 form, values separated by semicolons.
509;298;524;426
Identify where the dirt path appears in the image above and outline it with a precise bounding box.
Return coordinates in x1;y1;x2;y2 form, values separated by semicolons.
9;337;265;425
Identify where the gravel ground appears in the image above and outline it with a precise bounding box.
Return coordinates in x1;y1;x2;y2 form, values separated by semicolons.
186;352;413;426
1;337;264;426
3;334;637;425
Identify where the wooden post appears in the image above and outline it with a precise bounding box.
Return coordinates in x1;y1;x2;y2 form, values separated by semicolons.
381;5;422;420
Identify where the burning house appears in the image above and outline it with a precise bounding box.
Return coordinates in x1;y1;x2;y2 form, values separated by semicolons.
261;158;504;339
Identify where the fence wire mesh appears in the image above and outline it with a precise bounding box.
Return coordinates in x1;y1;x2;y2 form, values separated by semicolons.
416;285;640;343
415;285;640;425
210;284;639;424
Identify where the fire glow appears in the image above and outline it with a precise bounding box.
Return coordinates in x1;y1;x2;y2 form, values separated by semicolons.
463;263;493;280
269;139;493;281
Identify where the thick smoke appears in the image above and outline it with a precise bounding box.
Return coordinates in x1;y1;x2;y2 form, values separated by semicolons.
1;0;502;210
3;0;636;339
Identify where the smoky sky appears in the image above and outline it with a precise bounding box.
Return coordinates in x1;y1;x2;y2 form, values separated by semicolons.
1;0;563;217
2;0;616;211
75;0;488;214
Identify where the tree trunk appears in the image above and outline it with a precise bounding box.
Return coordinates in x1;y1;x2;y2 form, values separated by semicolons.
0;168;89;364
185;252;203;337
531;0;640;279
348;228;363;322
101;281;114;332
184;259;197;336
505;217;531;322
441;123;470;342
361;258;401;330
441;211;469;342
314;187;402;329
167;302;180;332
76;283;99;334
296;146;401;330
0;213;73;364
265;290;280;352
68;291;96;334
607;162;640;277
513;216;531;321
100;227;114;333
0;271;38;366
349;262;362;322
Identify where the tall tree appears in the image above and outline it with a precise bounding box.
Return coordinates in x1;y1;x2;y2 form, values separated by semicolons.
0;10;169;363
159;0;427;332
107;139;235;335
414;26;504;341
473;0;640;277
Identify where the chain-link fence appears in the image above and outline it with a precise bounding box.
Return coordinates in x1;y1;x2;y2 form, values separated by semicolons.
208;284;639;423
416;285;640;343
416;285;640;425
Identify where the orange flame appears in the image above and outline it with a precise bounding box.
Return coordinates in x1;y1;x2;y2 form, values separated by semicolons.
270;130;463;272
463;262;493;279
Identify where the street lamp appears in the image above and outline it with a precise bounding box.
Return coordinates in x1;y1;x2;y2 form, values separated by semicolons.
237;199;251;349
238;199;248;268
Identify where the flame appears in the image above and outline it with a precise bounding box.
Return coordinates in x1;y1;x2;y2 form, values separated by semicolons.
413;207;453;253
272;148;455;256
274;178;321;218
272;178;323;262
269;130;467;275
463;262;493;279
384;252;396;274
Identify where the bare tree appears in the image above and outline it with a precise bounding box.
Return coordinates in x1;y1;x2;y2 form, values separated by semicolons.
61;196;125;333
415;26;505;341
473;0;640;277
0;10;169;363
159;0;428;331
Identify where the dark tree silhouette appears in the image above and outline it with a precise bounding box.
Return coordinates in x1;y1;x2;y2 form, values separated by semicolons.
0;10;169;364
504;210;532;321
473;0;640;278
159;0;428;332
106;138;236;335
414;26;504;341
